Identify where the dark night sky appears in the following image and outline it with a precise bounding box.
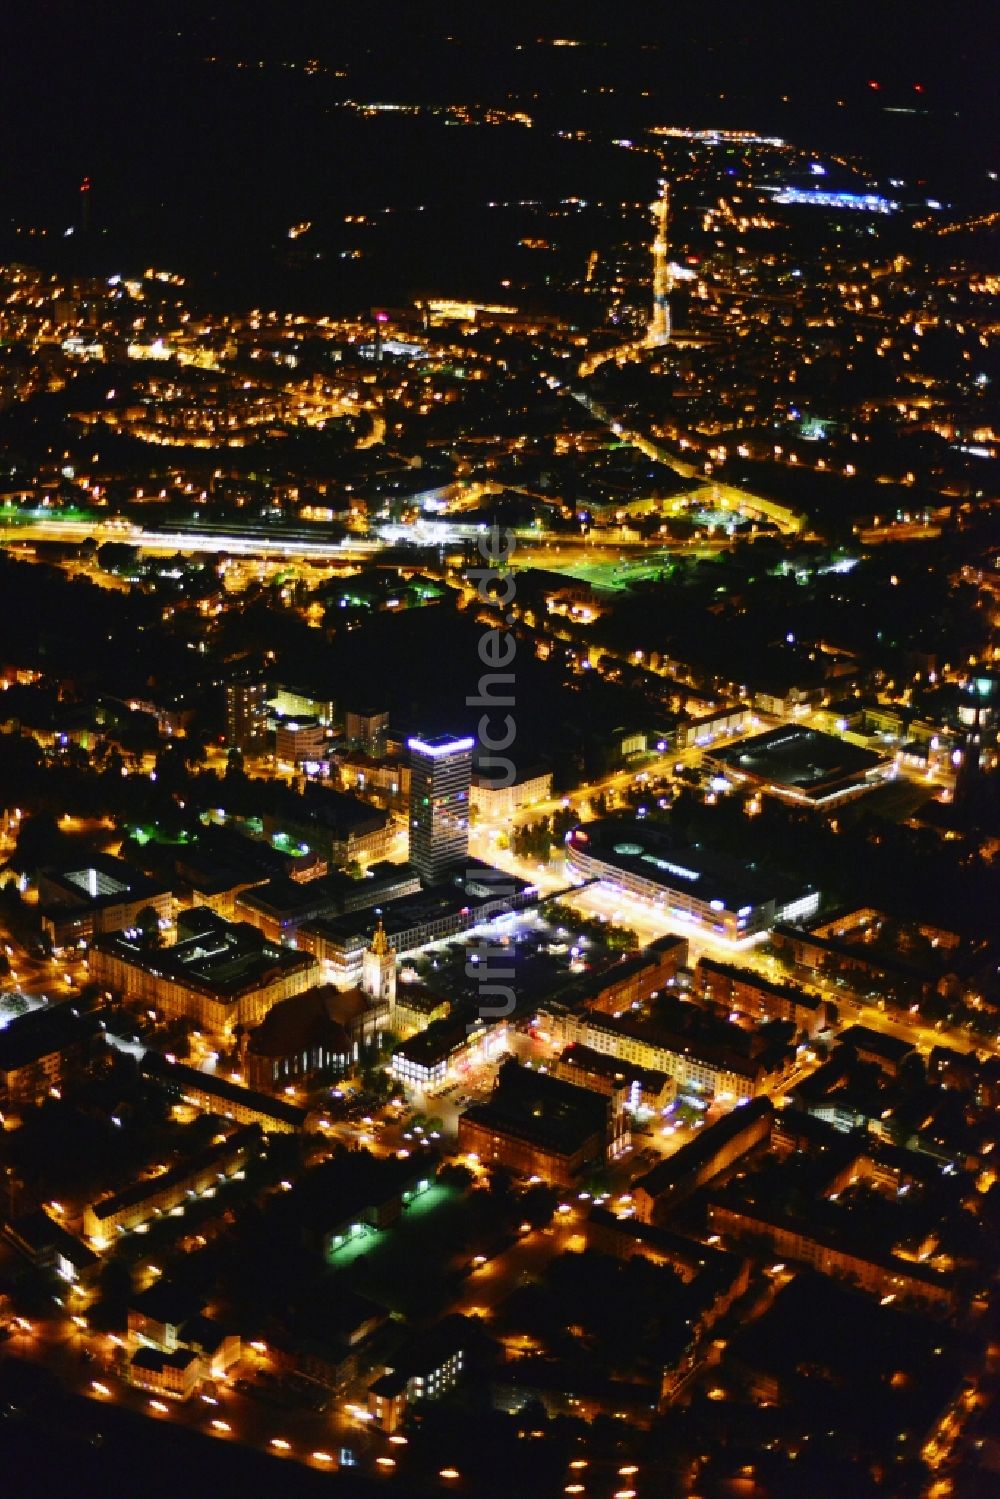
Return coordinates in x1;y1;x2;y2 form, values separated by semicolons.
0;1;994;299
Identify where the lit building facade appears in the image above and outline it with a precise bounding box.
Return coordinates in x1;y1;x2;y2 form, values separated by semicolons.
37;855;172;949
542;1005;791;1103
84;1127;258;1246
274;715;326;767
346;707;390;758
390;1015;508;1095
706;1200;954;1309
0;1005;102;1107
471;767;552;822
696;958;829;1038
225;679;269;753
88;915;318;1043
408;734;473;884
564;820;819;940
368;1316;471;1433
458;1062;626;1186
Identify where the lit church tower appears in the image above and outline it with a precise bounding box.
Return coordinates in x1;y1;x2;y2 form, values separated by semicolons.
362;919;396;1013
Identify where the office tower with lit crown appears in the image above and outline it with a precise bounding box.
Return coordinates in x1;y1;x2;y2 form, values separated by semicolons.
407;734;474;885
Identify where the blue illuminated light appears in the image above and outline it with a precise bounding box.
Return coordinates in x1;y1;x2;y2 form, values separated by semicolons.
408;736;475;758
767;187;898;214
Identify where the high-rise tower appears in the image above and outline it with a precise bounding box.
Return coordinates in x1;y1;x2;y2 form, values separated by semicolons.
649;178;672;345
408;734;474;884
225;679;269;753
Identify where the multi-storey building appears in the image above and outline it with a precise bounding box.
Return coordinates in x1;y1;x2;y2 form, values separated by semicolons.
273;715;326;767
345;706;390;758
408;734;473;884
458;1061;627;1186
368;1315;474;1433
84;1126;259;1246
338;751;410;813
633;1099;773;1223
142;1054;309;1133
695;958;829;1038
391;1015;508;1095
552;1043;675;1113
471;766;552;822
234;864;419;945
126;1285;240;1401
225;679;269;753
542;1005;792;1102
706;1200;955;1309
564;819;819;941
261;789;393;870
562;935;689;1017
88;909;318;1042
0;1004;103;1107
37;854;171;949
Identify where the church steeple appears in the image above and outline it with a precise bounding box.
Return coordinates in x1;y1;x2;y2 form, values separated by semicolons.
362;919;396;1011
370;919;392;958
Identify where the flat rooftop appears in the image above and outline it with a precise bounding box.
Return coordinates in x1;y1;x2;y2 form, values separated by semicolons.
39;853;167;910
270;784;389;835
837;1023;916;1064
89;1126;258;1222
566;818;809;915
711;726;886;800
142;1055;309;1128
634;1098;772;1199
0;1003;99;1072
303;862;535;953
238;863;419;923
461;1061;610;1157
93;918;316;1002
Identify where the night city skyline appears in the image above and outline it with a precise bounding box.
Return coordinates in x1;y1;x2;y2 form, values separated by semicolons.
0;5;996;1497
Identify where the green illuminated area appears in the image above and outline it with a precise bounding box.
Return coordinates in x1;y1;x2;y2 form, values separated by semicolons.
0;504;96;524
271;829;311;857
129;824;193;847
540;552;683;590
326;1182;462;1316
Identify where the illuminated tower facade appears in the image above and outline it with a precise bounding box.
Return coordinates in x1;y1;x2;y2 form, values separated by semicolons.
225;678;269;753
362;919;396;1010
649;177;672;344
408;734;473;884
